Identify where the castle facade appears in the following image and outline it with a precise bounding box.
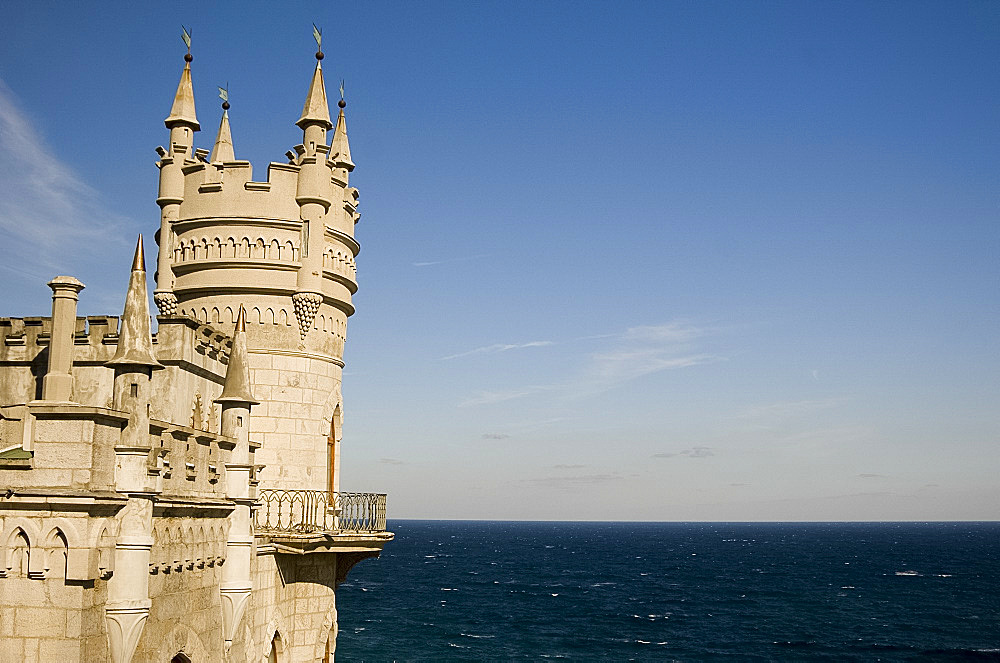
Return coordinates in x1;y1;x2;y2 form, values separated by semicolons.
0;43;391;662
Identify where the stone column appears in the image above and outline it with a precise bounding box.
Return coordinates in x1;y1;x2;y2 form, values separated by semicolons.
41;276;85;401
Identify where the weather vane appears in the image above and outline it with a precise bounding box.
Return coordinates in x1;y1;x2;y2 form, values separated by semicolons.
312;23;322;51
340;79;345;101
218;84;230;111
181;25;192;54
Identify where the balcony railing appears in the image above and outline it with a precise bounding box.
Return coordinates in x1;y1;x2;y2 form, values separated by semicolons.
254;489;387;534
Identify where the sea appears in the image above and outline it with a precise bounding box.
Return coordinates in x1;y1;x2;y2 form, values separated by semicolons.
335;521;1000;661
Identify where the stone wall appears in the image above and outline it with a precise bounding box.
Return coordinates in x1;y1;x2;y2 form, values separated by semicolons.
133;513;231;662
237;549;339;663
248;352;342;493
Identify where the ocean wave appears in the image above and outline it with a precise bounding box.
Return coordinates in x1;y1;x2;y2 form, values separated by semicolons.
459;633;496;639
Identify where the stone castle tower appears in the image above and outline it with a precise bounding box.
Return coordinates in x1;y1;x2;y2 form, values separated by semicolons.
153;45;359;497
0;39;390;663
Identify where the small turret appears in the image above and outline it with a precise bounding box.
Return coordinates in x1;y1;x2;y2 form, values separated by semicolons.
216;305;257;651
292;47;335;340
155;46;200;316
107;236;162;490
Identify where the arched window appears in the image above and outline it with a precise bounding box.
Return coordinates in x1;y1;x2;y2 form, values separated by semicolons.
328;406;341;494
267;634;281;663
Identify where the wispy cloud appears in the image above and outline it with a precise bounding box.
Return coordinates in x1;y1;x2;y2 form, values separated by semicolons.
0;79;130;286
551;464;588;470
858;473;887;479
379;458;406;465
482;433;510;440
459;386;553;408
572;322;722;397
456;321;722;407
413;253;490;267
442;341;553;361
653;446;715;459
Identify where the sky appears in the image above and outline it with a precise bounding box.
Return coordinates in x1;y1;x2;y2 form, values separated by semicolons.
1;2;998;521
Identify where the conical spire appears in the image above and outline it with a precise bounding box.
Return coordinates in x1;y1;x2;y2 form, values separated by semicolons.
296;57;333;130
165;56;200;130
210;110;235;162
106;236;163;369
331;98;354;170
216;306;258;404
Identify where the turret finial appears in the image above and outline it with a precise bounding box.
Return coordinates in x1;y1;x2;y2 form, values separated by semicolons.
339;80;346;109
131;235;146;271
235;304;246;333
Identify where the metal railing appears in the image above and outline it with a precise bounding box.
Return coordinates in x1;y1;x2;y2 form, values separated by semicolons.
254;489;387;534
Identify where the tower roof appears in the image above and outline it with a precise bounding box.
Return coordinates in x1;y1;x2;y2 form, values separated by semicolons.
216;306;258;405
165;59;201;130
210;110;235;162
296;59;333;130
331;101;354;170
106;236;163;370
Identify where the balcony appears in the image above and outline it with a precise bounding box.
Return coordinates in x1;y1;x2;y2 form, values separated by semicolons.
255;489;387;535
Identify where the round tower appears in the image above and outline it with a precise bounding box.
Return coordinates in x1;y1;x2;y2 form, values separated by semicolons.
153;47;361;493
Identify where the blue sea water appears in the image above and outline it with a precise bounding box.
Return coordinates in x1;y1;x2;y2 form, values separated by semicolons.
336;521;1000;661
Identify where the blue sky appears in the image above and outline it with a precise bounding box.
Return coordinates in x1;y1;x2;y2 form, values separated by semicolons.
2;2;998;520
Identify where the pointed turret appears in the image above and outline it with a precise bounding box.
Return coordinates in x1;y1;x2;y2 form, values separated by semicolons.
107;236;163;370
217;306;258;405
296;54;333;130
210;108;236;163
331;97;354;171
165;54;200;131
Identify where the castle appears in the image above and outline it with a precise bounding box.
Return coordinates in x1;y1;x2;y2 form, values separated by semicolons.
0;40;391;662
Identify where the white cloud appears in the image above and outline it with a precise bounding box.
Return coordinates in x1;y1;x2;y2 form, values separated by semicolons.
456;321;722;407
571;321;722;396
0;79;130;288
413;253;490;267
441;341;553;361
459;386;553;408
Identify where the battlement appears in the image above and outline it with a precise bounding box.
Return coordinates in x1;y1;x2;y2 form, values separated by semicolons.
159;151;358;237
0;314;231;362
